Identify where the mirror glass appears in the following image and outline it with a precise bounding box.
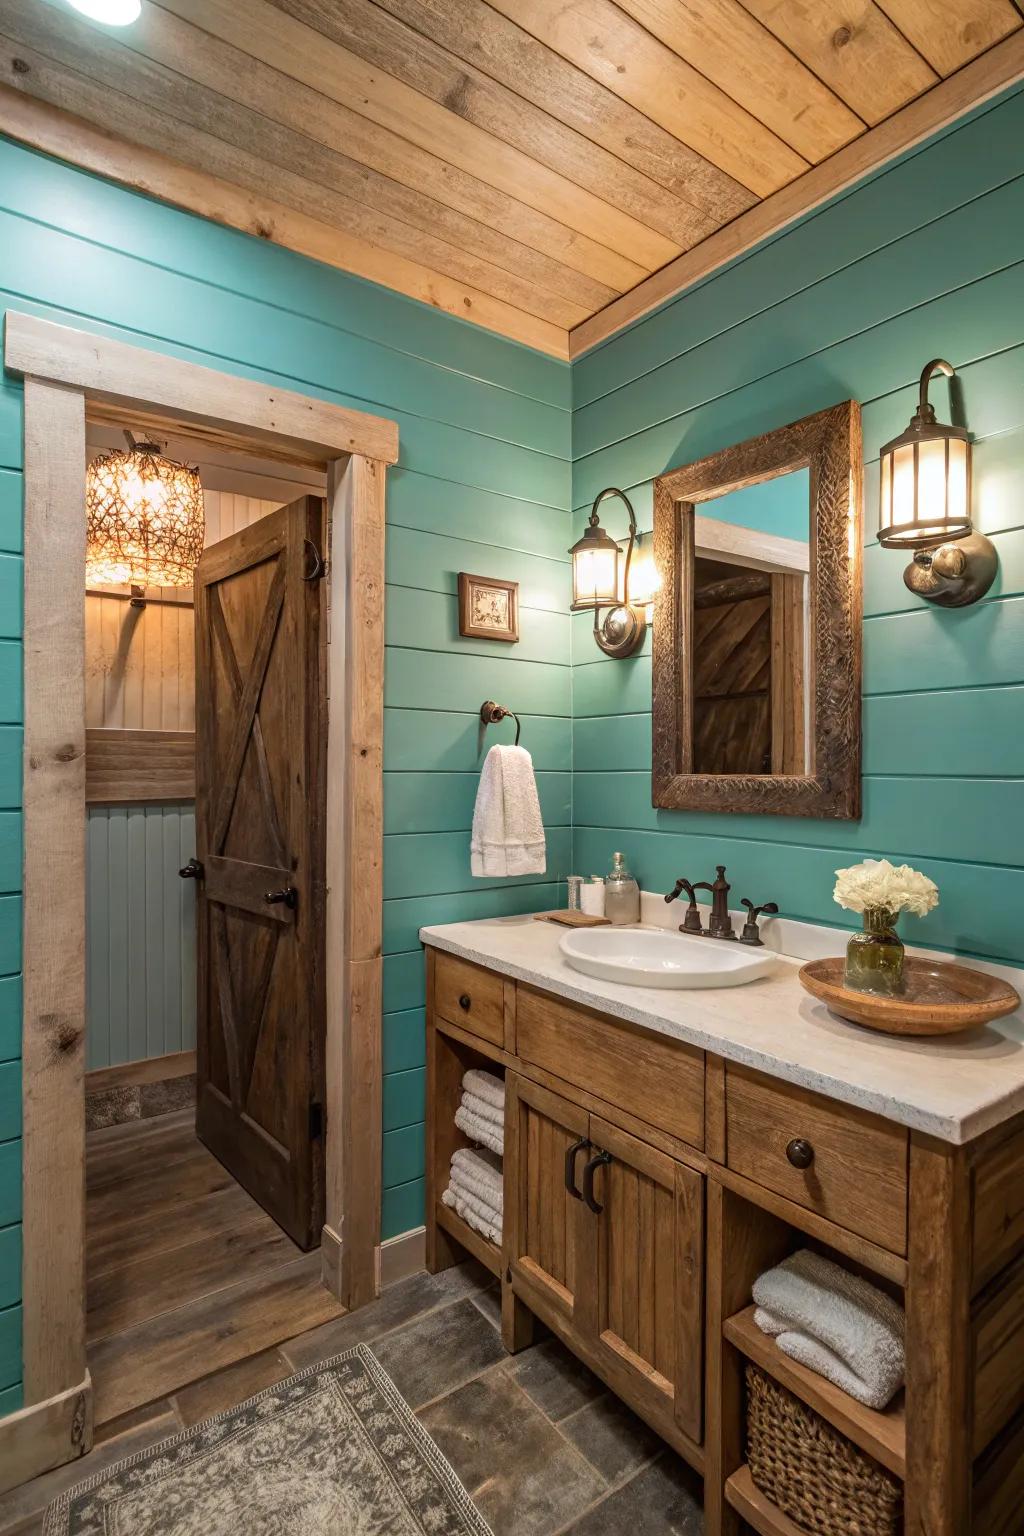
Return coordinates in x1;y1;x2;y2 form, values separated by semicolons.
689;467;810;777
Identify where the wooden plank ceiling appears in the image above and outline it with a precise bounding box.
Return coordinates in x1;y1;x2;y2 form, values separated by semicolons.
0;0;1022;357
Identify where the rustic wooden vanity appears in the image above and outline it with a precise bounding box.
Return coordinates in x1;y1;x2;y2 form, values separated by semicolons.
422;920;1024;1536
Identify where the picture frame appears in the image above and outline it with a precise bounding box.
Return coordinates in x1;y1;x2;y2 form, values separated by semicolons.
458;572;520;643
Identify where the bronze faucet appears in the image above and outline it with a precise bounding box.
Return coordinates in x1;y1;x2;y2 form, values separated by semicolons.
665;866;776;942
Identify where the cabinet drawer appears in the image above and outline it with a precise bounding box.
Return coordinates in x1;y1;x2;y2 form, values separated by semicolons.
433;952;505;1047
725;1065;908;1254
517;986;704;1150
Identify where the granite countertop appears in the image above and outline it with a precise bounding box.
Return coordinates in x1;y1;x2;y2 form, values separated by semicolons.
420;915;1024;1144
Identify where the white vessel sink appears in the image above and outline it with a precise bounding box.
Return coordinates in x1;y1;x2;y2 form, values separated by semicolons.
559;926;773;989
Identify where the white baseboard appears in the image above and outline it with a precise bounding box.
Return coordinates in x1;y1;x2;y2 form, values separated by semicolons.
379;1227;426;1288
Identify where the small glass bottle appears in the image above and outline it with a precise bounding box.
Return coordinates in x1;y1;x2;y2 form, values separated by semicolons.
604;851;640;925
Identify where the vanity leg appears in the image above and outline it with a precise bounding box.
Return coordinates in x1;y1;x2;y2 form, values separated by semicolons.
501;1281;537;1354
424;959;462;1274
905;1135;973;1536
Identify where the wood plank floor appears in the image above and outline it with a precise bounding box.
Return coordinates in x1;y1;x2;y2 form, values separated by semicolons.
86;1109;345;1425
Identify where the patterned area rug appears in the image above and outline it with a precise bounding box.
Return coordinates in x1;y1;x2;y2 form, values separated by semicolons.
44;1346;492;1535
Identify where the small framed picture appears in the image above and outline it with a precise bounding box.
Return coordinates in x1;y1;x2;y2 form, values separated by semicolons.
458;572;519;643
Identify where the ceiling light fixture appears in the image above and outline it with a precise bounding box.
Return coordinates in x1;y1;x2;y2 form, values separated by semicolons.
65;0;142;26
86;433;204;592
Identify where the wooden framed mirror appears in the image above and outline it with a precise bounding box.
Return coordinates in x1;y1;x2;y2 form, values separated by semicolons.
652;400;862;819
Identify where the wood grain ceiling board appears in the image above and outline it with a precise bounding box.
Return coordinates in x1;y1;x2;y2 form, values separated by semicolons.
0;0;1020;359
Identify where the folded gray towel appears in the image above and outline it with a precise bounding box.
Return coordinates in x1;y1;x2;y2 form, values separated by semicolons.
752;1249;905;1411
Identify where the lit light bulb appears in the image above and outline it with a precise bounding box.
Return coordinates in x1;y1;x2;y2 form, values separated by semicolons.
66;0;142;25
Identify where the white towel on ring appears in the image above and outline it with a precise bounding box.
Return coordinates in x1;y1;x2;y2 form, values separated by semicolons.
441;1187;501;1246
463;1069;505;1113
752;1249;905;1411
471;744;546;878
454;1102;504;1156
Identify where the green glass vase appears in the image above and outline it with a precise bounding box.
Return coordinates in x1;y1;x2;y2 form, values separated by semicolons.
844;908;906;997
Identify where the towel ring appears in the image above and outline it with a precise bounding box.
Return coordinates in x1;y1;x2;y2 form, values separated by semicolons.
480;699;521;747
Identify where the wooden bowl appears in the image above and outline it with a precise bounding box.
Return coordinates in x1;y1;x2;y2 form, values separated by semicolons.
799;956;1021;1037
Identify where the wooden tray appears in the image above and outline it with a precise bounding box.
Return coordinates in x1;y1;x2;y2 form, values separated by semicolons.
799;956;1020;1037
532;910;610;927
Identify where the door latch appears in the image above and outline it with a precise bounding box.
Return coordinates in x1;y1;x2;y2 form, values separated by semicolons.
264;885;298;911
178;858;204;880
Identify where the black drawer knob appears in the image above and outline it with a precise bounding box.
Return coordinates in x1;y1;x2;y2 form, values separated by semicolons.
786;1137;815;1170
458;993;471;1011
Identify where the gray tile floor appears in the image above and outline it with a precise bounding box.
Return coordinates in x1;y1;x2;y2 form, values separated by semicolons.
0;1261;704;1535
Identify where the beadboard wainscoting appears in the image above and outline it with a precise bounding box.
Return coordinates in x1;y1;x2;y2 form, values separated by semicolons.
0;132;572;1408
570;85;1024;970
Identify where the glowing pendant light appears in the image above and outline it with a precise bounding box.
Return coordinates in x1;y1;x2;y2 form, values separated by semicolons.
66;0;142;25
86;435;204;588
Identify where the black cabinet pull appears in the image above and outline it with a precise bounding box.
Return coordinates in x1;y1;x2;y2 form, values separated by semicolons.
458;993;471;1011
786;1137;815;1170
564;1137;589;1200
178;858;203;880
582;1149;613;1214
264;886;298;910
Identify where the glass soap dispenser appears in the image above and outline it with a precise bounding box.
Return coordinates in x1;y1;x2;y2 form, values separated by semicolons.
604;851;640;925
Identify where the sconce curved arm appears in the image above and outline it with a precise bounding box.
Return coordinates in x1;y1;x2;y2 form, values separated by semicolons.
589;486;639;635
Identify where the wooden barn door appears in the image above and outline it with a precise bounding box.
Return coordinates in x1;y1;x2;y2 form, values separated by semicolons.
192;496;327;1250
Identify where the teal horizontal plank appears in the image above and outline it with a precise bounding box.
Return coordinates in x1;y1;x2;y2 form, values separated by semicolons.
0;1303;20;1391
383;1007;426;1076
574;772;1024;868
384;1068;426;1132
384;587;569;666
0;729;20;811
387;469;571;562
0;472;21;556
382;1178;425;1241
386;526;570;613
574;691;1024;777
576;171;1024;458
0;814;21;895
574;655;651;718
0;139;570;408
384;647;571;716
383;1123;424;1189
385;708;570;773
865;596;1024;694
0;899;19;983
0;379;20;472
384;770;570;835
385;828;571;900
574;268;1024;509
0;1381;21;1416
0;1140;19;1228
575;90;1024;407
0;1063;20;1142
0;1225;20;1310
0;643;21;725
0;211;569;459
0;977;20;1064
383;883;561;954
0;557;21;643
573;827;1024;963
383;951;427;1015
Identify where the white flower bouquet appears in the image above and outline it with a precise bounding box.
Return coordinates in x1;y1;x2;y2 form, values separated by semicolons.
833;858;939;920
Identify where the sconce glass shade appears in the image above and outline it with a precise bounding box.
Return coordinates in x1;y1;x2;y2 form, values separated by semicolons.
86;441;205;587
570;513;620;610
878;360;972;549
624;535;660;607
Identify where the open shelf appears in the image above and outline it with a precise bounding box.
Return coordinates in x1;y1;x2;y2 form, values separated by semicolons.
723;1304;905;1478
724;1466;809;1536
435;1199;503;1279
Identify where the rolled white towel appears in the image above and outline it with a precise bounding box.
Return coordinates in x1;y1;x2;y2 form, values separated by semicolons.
461;1090;504;1131
451;1146;503;1199
752;1250;905;1411
442;1187;501;1246
463;1069;505;1113
454;1102;504;1156
445;1174;502;1225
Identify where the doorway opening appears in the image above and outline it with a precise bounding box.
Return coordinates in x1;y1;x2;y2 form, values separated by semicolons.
82;430;343;1425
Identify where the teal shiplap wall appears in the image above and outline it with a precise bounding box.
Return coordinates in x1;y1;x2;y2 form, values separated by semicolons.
571;86;1024;969
0;134;572;1407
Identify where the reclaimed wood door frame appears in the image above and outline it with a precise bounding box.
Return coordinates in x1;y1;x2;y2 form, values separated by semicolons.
3;311;398;1490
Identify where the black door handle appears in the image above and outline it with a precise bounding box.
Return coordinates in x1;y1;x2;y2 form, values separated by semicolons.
178;858;204;880
564;1137;590;1200
581;1149;613;1214
264;886;298;910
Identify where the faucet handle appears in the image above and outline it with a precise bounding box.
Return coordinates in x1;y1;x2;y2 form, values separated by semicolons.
739;899;779;946
665;877;703;934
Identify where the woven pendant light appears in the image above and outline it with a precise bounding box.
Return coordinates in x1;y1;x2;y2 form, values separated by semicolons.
86;435;205;588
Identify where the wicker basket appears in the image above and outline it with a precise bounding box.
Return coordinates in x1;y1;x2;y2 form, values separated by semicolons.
745;1364;903;1536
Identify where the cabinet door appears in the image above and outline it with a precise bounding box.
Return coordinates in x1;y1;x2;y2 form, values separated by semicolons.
506;1073;592;1329
588;1116;705;1445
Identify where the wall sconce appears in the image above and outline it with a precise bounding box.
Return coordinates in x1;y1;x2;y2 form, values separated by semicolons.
878;358;996;607
569;487;649;657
